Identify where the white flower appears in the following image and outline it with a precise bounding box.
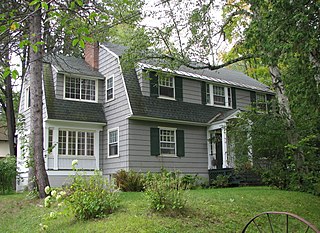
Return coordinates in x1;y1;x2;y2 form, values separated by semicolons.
44;186;50;195
49;212;56;219
59;191;66;197
44;196;51;208
51;190;57;197
56;194;62;202
72;160;78;167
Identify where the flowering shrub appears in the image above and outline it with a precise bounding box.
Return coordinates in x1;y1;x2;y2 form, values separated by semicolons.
43;160;119;221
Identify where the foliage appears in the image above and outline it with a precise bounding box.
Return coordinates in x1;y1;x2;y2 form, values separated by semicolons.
113;169;144;192
180;174;202;190
0;157;17;194
43;162;119;221
211;174;230;188
144;170;187;212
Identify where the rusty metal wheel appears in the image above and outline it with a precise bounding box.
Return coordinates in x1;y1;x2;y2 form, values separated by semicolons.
242;211;319;233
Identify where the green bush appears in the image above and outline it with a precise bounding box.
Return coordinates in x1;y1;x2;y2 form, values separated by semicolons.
113;169;144;192
211;174;230;188
144;170;186;212
67;170;119;220
181;174;200;189
0;157;17;194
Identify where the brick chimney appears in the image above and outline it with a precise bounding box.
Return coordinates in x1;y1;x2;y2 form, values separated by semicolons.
84;42;99;70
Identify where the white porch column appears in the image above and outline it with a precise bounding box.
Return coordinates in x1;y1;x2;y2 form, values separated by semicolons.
94;130;100;170
221;125;228;168
52;128;59;170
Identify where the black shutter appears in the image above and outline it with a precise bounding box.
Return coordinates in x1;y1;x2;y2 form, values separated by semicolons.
201;81;206;105
250;91;256;108
176;130;185;157
150;128;160;156
149;71;159;97
231;87;237;109
175;76;183;101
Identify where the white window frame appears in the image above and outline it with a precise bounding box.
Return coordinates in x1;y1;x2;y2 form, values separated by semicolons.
58;129;95;157
158;76;175;100
63;75;98;103
206;83;232;108
108;127;119;158
159;127;177;157
256;93;267;112
106;76;114;102
25;86;30;110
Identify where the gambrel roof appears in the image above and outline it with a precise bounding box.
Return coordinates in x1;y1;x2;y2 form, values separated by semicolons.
103;42;273;94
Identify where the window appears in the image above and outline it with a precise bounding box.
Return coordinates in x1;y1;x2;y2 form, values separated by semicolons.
58;130;94;156
256;93;267;112
48;128;53;149
159;76;175;98
25;86;30;110
106;76;114;101
206;83;232;108
108;128;119;157
64;76;96;101
160;129;176;155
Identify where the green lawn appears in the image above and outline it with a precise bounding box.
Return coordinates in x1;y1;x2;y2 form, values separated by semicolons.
0;187;319;233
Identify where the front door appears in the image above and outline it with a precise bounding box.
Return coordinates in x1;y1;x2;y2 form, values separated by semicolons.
215;129;223;169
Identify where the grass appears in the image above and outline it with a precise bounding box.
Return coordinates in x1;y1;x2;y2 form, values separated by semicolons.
0;187;319;232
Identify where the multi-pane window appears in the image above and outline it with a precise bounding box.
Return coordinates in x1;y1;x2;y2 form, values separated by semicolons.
25;86;31;110
65;76;96;101
160;129;175;155
108;128;119;157
159;76;174;98
106;76;114;101
206;83;232;108
48;128;53;149
256;93;267;112
58;130;94;156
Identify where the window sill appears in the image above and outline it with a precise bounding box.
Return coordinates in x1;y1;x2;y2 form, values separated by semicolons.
63;97;98;103
55;155;96;159
106;97;115;103
158;96;176;101
159;154;178;158
108;154;119;158
206;104;232;109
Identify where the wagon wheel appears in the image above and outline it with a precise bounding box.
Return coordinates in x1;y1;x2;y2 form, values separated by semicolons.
242;211;319;233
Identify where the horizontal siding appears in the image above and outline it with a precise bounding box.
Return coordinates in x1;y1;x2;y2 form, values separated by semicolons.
128;120;209;178
183;79;201;104
55;71;64;99
99;47;131;175
48;175;73;187
140;71;150;96
236;89;251;110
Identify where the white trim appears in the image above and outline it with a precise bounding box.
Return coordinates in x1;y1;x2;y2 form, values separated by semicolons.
107;127;120;158
47;170;98;176
206;83;232;109
106;75;115;102
24;85;31;111
45;119;106;127
158;75;175;99
100;44;133;116
159;127;177;157
63;75;98;103
129;115;209;127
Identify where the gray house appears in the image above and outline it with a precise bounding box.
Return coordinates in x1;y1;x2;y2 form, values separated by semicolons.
17;43;273;189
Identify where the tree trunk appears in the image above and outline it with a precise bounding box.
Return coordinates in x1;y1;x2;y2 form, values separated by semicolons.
5;73;16;157
269;65;294;129
29;5;50;198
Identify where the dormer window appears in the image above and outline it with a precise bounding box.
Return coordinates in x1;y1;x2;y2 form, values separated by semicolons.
159;76;175;98
206;83;232;108
64;76;97;102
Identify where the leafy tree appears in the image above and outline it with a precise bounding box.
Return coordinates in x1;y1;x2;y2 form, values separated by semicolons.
1;0;143;197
